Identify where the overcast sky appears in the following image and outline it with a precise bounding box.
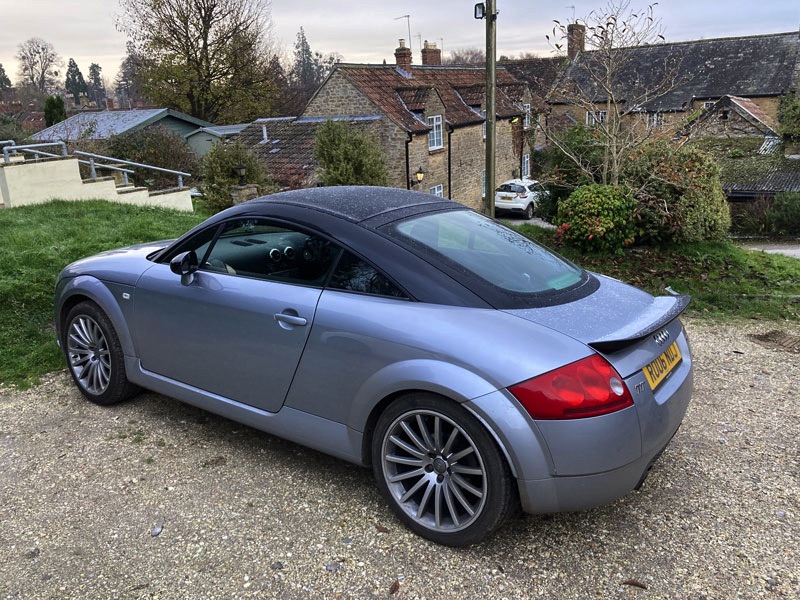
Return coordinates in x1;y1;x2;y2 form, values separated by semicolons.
1;0;798;87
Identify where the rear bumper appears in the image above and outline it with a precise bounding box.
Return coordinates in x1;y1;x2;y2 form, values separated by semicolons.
495;198;528;212
516;362;693;513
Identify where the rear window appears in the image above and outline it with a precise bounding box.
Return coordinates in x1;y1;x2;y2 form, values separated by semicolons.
497;184;525;194
383;210;586;300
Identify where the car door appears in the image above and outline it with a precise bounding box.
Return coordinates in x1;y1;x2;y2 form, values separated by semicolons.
133;218;340;413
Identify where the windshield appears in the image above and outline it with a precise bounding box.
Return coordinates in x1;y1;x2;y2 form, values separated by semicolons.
385;210;584;295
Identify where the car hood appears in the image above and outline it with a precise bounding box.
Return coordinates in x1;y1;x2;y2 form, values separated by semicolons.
59;240;173;285
503;274;689;352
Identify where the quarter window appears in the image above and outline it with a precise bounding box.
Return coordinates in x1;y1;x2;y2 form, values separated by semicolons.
428;115;443;150
328;251;406;298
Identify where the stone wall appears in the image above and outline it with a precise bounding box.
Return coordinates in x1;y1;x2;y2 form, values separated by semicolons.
304;72;378;117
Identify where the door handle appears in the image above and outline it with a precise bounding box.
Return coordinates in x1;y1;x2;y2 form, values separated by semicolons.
274;312;308;327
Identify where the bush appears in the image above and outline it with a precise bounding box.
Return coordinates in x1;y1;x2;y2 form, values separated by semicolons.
556;184;636;253
199;141;272;212
106;126;199;190
626;142;731;244
770;192;800;236
313;120;388;186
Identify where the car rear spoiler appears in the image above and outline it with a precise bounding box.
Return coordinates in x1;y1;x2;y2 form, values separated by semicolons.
588;295;691;354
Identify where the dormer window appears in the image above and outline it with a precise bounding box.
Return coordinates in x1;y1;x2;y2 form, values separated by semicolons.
523;103;531;128
428;115;443;150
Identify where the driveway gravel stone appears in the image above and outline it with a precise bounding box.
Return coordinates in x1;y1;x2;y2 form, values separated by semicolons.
1;318;798;599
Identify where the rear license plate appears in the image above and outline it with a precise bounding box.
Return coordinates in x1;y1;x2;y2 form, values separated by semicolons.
643;341;682;390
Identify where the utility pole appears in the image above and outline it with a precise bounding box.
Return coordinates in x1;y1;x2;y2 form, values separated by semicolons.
485;0;497;217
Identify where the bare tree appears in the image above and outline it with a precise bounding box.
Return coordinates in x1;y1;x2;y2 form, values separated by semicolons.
545;1;685;185
16;38;63;94
443;47;485;65
117;0;279;122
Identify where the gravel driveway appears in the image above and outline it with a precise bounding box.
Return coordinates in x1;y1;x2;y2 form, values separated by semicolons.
1;319;798;599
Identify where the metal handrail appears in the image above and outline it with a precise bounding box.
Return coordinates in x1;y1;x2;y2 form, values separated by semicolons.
74;150;191;188
77;161;136;186
3;142;67;163
0;139;15;147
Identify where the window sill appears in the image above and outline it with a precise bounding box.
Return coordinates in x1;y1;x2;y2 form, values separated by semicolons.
428;147;445;155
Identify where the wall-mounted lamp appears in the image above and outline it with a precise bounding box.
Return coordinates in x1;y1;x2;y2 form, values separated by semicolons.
235;163;247;186
415;167;425;184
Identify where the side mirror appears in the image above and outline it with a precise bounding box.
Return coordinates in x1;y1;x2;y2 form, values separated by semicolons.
170;250;199;286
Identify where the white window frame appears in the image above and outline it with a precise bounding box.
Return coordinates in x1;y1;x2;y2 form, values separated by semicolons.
646;112;664;129
429;184;444;197
523;103;531;128
427;115;443;150
521;154;531;178
703;101;715;109
586;110;607;126
482;109;486;139
482;169;486;198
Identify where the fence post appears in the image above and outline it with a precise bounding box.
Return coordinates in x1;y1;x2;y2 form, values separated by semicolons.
89;157;97;180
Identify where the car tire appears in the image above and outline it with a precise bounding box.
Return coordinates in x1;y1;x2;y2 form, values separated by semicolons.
523;203;535;220
372;393;516;546
63;301;140;405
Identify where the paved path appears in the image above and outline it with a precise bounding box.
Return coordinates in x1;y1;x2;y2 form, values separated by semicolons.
740;243;800;259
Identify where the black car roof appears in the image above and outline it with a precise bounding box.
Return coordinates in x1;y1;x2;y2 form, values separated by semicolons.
245;186;463;225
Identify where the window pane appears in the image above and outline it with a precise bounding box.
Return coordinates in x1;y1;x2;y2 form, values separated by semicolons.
387;211;583;294
202;218;340;284
329;251;406;297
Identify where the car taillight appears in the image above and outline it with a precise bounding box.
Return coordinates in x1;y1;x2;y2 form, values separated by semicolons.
509;354;633;420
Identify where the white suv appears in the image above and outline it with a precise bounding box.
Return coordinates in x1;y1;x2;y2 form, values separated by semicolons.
494;179;547;220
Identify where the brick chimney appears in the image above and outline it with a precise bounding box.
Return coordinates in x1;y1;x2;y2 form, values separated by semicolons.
567;23;586;60
421;40;442;66
395;39;412;73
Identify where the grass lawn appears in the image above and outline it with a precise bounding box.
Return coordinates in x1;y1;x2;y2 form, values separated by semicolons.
0;201;798;389
0;201;210;389
515;223;800;321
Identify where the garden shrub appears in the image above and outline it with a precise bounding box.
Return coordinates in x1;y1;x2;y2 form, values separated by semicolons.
107;126;198;190
199;141;272;212
770;192;800;235
556;184;636;253
626;142;731;244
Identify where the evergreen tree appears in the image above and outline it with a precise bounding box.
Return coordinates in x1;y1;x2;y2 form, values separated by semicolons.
287;28;339;114
87;63;106;107
313;120;388;186
44;95;66;127
65;58;88;105
0;64;11;91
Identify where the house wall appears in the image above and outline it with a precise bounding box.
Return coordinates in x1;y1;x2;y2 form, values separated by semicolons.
305;72;380;117
186;131;222;157
303;69;530;212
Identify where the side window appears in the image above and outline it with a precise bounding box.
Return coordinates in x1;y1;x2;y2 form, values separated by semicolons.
201;218;340;285
328;251;407;298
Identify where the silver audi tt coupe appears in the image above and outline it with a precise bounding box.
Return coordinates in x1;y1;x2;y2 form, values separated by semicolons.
55;186;693;546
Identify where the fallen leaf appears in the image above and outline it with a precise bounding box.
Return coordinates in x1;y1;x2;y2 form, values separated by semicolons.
375;523;390;534
389;580;400;594
623;579;648;590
